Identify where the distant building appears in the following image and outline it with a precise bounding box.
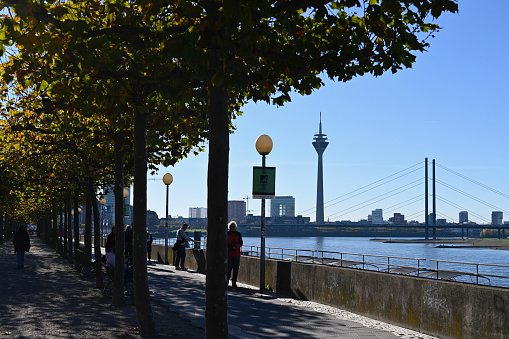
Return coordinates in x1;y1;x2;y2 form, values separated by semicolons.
228;200;246;222
459;211;468;224
189;207;207;219
436;218;447;225
371;209;383;224
492;211;503;225
270;196;295;218
388;213;406;225
102;186;131;226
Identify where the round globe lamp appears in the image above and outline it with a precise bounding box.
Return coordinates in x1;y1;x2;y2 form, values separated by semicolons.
255;134;273;155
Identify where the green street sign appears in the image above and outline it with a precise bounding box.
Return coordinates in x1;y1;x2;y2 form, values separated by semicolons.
124;204;130;216
252;166;276;199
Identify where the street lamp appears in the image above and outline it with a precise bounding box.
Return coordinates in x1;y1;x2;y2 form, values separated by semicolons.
162;173;173;265
123;188;129;224
255;134;273;291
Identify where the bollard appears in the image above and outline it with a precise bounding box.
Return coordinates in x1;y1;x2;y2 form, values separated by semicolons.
194;231;201;249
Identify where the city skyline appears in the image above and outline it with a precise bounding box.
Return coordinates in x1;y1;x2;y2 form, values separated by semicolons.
139;1;509;224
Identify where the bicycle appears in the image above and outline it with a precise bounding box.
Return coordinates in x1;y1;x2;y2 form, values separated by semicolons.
102;264;134;302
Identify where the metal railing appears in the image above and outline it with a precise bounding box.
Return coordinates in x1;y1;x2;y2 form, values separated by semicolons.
155;237;509;288
241;245;509;288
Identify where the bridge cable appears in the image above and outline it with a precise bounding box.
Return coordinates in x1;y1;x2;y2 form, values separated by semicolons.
327;180;423;219
436;163;509;199
436;179;509;215
436;195;490;223
298;161;423;216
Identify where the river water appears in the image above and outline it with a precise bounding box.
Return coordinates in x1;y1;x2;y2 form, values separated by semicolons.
155;235;509;287
240;236;509;287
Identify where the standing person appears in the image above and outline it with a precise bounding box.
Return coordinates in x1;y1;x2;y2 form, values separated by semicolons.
13;225;30;269
227;221;243;288
146;229;153;262
175;223;195;271
105;226;115;253
125;225;133;266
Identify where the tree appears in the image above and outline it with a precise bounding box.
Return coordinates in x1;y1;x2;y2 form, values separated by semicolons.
1;1;458;337
152;1;458;336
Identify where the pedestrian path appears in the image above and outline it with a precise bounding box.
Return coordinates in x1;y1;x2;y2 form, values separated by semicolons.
0;236;436;338
0;237;204;338
147;262;437;338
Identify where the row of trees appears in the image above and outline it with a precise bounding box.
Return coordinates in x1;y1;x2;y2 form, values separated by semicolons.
0;0;457;337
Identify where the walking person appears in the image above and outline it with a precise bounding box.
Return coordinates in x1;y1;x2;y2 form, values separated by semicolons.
227;221;243;287
175;223;195;271
146;229;153;262
105;226;115;253
13;225;31;269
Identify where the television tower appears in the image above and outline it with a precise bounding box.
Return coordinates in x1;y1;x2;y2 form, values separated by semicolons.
312;113;328;224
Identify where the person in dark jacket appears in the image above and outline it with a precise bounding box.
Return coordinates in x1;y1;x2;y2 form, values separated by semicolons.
13;225;31;269
105;227;115;253
227;221;243;288
147;229;153;262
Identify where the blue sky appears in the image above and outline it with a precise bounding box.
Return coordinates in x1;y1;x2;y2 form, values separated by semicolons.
143;0;509;224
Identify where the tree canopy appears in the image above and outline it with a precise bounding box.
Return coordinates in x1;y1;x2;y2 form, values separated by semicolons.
1;0;458;337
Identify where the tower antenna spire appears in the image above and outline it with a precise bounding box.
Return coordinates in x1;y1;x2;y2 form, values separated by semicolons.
319;112;322;134
312;113;329;224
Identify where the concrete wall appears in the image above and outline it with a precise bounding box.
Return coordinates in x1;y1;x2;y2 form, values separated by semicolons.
150;244;509;339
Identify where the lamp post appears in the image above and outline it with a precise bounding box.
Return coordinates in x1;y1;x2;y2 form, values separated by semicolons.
255;134;273;291
123;188;129;224
162;173;173;265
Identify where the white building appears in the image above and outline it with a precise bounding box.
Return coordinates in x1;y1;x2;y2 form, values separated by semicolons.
371;209;383;224
270;196;295;218
459;211;468;224
189;207;207;219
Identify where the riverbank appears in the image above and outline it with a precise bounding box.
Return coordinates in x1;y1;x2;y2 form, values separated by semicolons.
372;238;509;250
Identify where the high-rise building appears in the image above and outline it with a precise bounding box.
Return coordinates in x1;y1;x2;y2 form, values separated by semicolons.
492;211;503;225
102;186;131;226
270;196;295;218
459;211;468;224
189;207;207;219
228;201;246;221
371;209;383;224
312;113;328;224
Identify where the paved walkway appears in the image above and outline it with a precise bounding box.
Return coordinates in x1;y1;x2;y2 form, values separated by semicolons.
0;236;436;338
147;260;437;338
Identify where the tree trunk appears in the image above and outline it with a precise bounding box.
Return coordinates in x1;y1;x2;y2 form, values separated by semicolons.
84;180;93;277
63;199;68;259
133;108;156;336
52;208;58;250
205;80;230;337
58;203;63;255
73;188;80;264
45;212;51;245
90;177;104;289
0;210;3;241
112;130;126;306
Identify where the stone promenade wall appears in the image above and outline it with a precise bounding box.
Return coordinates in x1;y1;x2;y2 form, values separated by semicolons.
152;244;509;339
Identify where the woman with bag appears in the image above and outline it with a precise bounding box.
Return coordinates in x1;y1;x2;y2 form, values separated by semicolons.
174;223;195;271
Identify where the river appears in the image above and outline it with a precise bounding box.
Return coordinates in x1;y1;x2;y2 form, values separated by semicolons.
155;235;509;287
240;236;509;287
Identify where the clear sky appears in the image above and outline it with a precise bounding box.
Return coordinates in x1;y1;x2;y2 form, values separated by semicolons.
140;0;509;225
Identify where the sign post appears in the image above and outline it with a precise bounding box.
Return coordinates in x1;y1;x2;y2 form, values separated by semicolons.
253;165;275;291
